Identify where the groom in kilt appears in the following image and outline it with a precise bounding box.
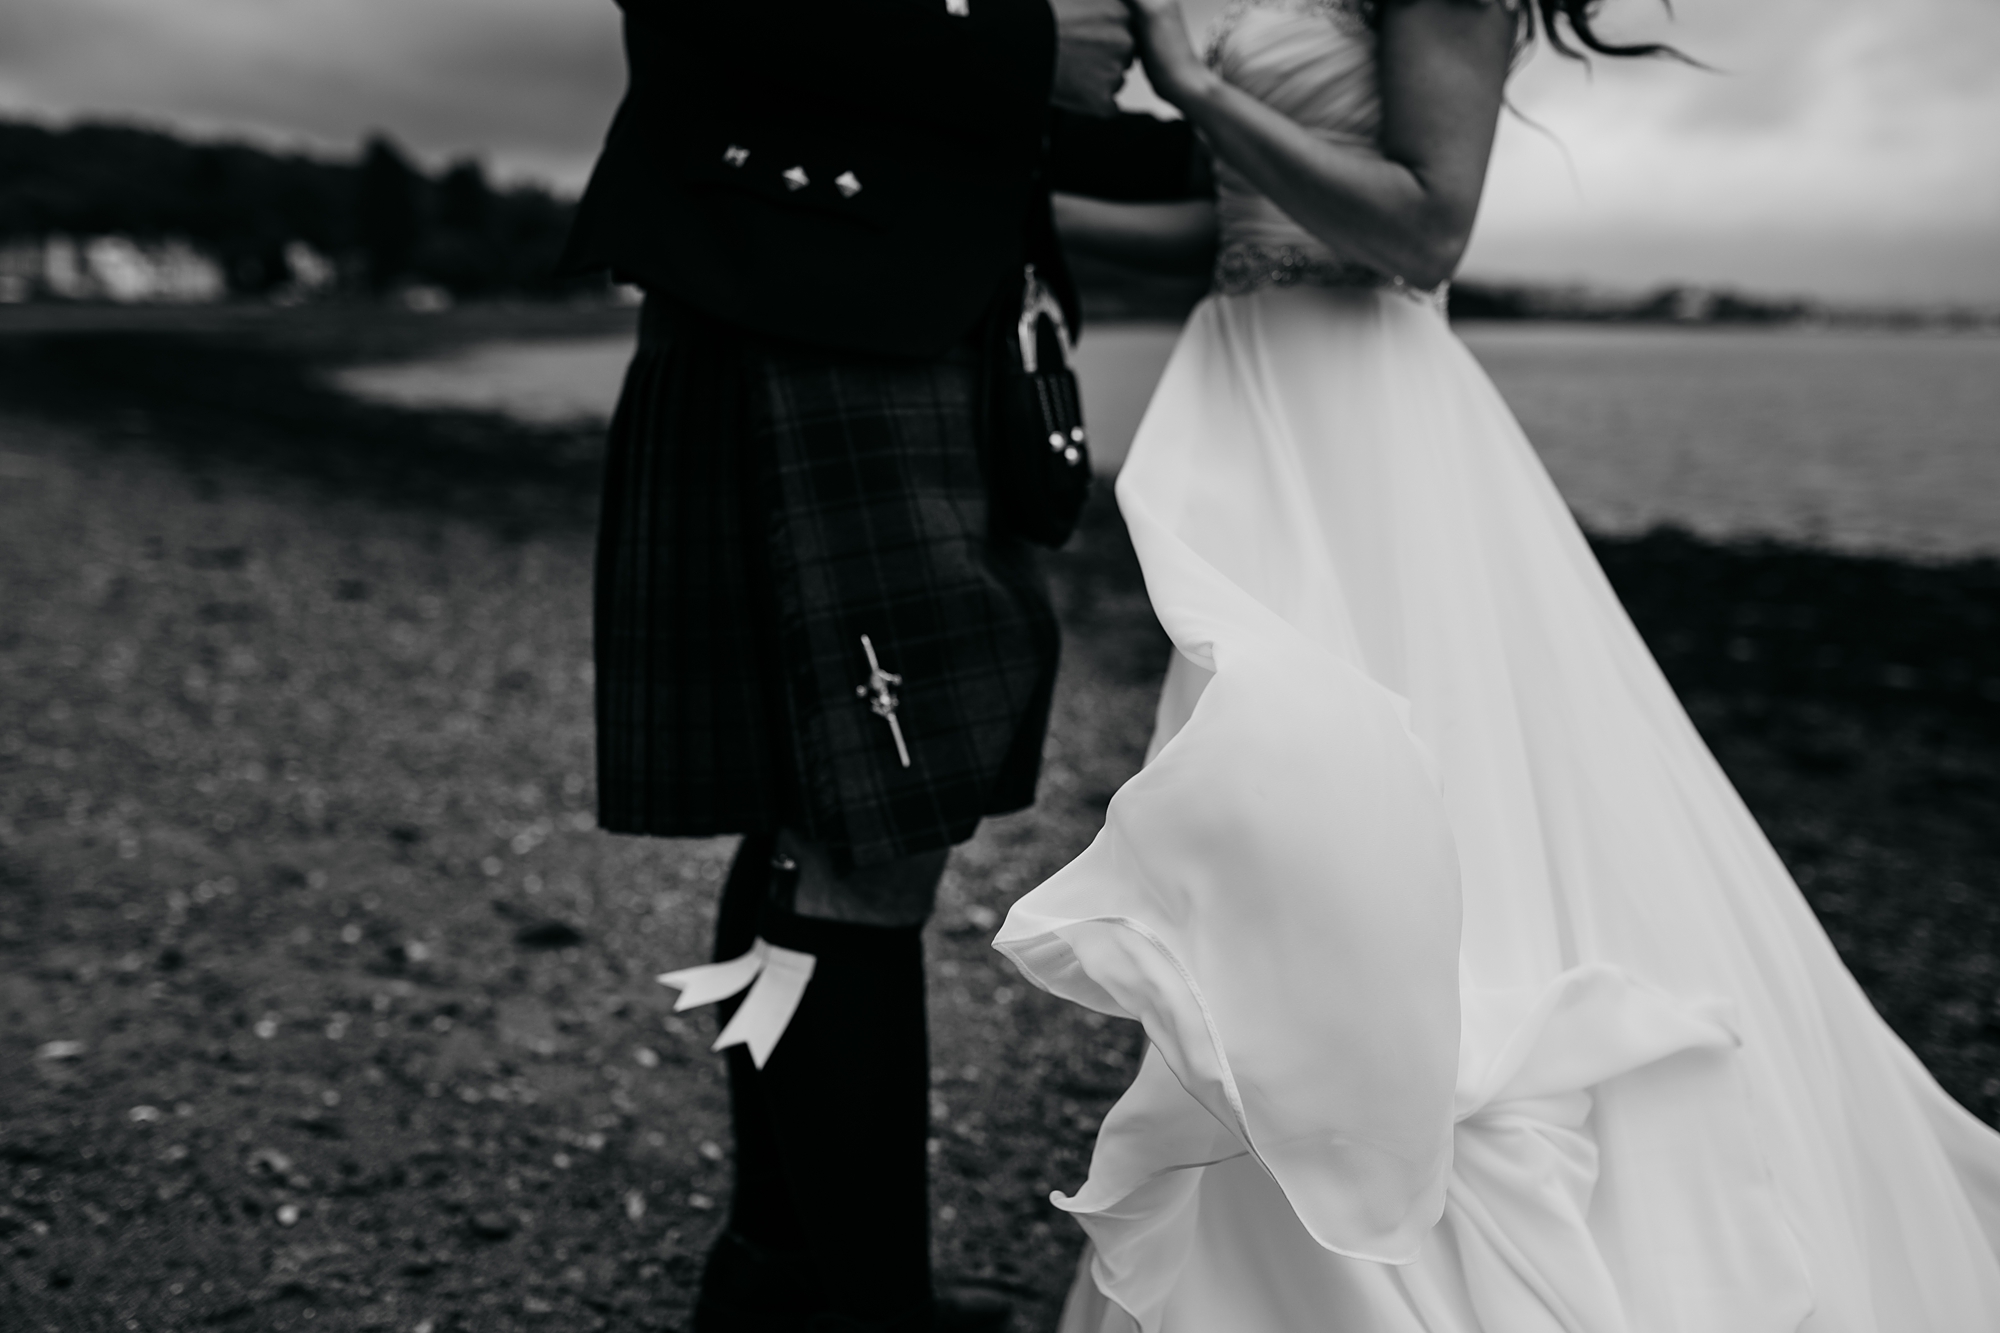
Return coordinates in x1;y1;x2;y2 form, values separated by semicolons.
560;1;1203;1329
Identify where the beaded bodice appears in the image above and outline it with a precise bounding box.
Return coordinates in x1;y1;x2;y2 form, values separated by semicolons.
1205;0;1489;300
1205;0;1390;295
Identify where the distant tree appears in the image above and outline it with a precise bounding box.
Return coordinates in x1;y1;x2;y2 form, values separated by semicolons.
355;134;422;291
485;184;576;295
1447;282;1535;320
438;159;492;233
421;158;498;294
0;117;586;300
1709;290;1810;324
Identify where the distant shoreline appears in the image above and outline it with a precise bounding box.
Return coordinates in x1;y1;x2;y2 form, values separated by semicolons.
5;297;1995;347
1072;263;2000;333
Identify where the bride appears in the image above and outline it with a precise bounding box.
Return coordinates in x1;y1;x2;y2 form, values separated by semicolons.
996;0;2000;1328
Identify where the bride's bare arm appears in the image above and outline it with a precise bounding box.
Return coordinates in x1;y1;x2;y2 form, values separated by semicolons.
1124;0;1516;290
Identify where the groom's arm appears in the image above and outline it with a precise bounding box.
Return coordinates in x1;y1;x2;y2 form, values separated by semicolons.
1048;109;1213;202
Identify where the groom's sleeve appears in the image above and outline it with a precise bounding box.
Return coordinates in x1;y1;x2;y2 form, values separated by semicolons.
1047;110;1212;202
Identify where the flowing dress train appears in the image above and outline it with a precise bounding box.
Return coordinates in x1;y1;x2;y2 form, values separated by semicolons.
993;2;2000;1328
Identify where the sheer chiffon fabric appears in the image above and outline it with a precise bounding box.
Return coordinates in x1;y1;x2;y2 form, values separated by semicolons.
996;285;2000;1330
995;3;2000;1326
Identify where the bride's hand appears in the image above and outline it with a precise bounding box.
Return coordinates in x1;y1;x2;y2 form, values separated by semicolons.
1051;0;1137;117
1120;0;1212;108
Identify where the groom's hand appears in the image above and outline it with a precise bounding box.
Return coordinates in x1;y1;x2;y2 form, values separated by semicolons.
1051;0;1135;118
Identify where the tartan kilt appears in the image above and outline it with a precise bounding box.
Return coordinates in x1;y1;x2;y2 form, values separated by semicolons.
594;297;1058;871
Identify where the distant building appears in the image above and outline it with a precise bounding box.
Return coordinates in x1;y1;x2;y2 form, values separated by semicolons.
0;242;39;303
0;234;227;303
270;241;338;306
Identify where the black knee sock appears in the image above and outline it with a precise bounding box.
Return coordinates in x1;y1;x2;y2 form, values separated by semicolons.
712;834;810;1255
758;903;933;1331
713;832;776;963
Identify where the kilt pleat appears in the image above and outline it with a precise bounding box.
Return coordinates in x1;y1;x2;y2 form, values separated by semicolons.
593;298;1057;871
594;313;789;837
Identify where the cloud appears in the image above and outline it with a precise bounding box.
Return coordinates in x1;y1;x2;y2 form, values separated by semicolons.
2;0;1995;297
0;0;625;183
1465;0;2000;295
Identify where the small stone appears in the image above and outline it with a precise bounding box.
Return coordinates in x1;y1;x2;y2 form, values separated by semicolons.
687;1192;714;1211
513;920;583;950
624;1189;646;1222
633;1046;659;1069
128;1105;163;1123
253;1016;279;1040
698;1140;723;1163
276;1203;302;1227
468;1212;515;1241
36;1040;85;1061
248;1146;296;1178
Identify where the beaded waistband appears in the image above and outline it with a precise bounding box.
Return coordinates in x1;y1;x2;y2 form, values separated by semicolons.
1212;242;1446;311
1214;242;1383;295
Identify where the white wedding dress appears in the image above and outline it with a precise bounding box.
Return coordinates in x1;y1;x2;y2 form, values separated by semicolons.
993;2;2000;1329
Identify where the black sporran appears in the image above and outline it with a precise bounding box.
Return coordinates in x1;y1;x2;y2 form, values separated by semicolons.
990;265;1090;548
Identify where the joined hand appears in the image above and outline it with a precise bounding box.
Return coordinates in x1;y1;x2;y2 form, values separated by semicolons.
1117;0;1211;109
1051;0;1137;117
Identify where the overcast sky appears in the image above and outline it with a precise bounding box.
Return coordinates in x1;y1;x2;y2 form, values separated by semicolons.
3;0;1996;303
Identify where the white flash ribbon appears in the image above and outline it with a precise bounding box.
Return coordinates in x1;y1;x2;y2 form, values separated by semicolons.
657;938;817;1069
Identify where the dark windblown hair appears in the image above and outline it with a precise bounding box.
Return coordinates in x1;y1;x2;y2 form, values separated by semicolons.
1522;0;1682;61
1365;0;1684;62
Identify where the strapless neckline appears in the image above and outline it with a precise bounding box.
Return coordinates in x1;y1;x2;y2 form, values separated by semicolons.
1204;0;1401;298
1202;0;1513;305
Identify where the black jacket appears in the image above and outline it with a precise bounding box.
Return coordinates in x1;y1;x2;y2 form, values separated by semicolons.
563;0;1059;357
561;0;1202;358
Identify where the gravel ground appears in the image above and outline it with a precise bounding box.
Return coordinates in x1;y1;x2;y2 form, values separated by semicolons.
2;306;1996;1333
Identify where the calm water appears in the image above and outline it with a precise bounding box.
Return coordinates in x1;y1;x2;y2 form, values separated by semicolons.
336;321;2000;562
1459;323;2000;562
